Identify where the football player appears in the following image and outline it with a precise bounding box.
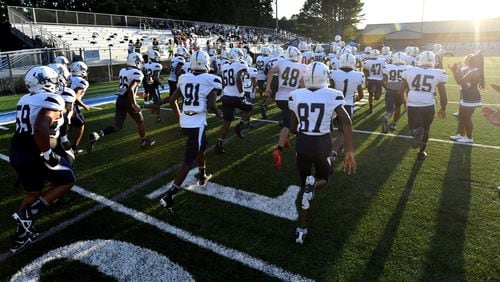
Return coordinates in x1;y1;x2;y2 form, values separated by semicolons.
9;66;75;253
406;46;418;66
216;49;230;77
362;49;386;113
312;45;325;63
381;45;392;62
432;43;445;69
159;50;222;214
207;49;218;74
288;62;356;244
298;41;313;65
87;52;155;151
48;56;70;86
326;44;341;70
243;55;258;103
260;46;282;119
215;48;250;153
167;47;188;94
143;50;163;122
266;46;306;170
400;51;448;160
256;46;271;97
329;53;364;162
68;61;90;154
382;51;409;133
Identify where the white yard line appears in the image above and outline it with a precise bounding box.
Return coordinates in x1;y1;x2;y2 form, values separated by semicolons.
0;126;9;131
146;169;299;220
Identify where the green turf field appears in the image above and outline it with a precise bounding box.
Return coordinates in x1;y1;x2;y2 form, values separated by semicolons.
0;56;499;280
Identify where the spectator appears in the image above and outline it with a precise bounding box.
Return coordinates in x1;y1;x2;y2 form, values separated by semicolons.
152;38;159;51
134;39;142;53
128;40;134;54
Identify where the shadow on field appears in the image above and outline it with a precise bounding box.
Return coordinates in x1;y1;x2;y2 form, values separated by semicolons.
421;144;471;280
361;159;423;280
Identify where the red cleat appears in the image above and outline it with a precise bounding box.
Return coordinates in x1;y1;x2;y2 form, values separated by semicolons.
272;149;282;170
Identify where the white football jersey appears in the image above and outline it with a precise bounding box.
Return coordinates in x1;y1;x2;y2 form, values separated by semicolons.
406;56;416;67
216;58;230;76
116;67;144;96
402;67;448;107
69;75;89;96
328;54;339;70
178;73;222;128
243;67;258;93
221;60;248;97
182;62;192;75
363;59;386;81
275;59;306;101
256;55;270;80
168;56;186;82
312;52;325;62
382;64;409;91
143;62;162;85
330;69;364;106
14;92;65;137
301;51;313;64
289;87;346;136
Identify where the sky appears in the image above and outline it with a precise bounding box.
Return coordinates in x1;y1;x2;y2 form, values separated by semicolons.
275;0;500;28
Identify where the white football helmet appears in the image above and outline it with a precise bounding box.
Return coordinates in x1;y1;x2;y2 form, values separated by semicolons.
432;43;442;53
303;62;330;89
405;46;412;55
381;46;391;55
391;52;407;65
208;49;217;57
175;47;189;59
272;46;283;57
261;47;271;56
339;53;357;69
351;46;358;55
314;45;324;53
334;35;342;42
338;41;346;48
148;50;160;62
126;52;143;69
369;49;380;59
190;50;210;71
298;42;309;52
364;46;372;53
228;48;244;62
70;61;88;77
409;46;419;57
285;46;301;62
48;63;70;86
220;49;229;59
416;51;435;68
54;56;69;65
245;54;253;66
25;66;59;94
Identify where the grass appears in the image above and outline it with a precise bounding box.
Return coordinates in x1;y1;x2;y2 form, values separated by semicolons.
0;56;498;280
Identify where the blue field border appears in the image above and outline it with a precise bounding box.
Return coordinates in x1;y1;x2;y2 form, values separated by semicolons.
0;86;170;126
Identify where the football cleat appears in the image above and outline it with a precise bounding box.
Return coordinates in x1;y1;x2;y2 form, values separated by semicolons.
456;136;473;143
10;231;40;253
417;151;428;160
301;176;315;209
449;134;462;141
214;144;225;154
12;210;34;234
382;117;389;133
234;122;244;139
159;193;175;215
295;227;308;245
329;151;337;165
140;138;156;149
411;127;424;149
272;149;282;170
72;145;83;154
260;104;268;119
196;173;212;186
87;132;100;152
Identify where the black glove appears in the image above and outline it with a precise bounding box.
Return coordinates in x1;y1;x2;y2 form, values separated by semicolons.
42;149;61;167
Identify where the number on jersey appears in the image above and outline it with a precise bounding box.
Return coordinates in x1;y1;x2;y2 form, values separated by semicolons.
183;83;200;106
15;105;32;134
388;69;404;81
281;67;300;87
297;103;325;133
411;74;434;92
370;63;381;75
222;69;235;86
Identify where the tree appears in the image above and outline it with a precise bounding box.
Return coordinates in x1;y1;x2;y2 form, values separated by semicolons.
284;0;364;42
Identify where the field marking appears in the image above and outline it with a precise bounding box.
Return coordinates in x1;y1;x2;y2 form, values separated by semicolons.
448;101;500;107
11;240;194;281
146;168;299;220
0;153;9;162
67;186;312;281
0;126;8;130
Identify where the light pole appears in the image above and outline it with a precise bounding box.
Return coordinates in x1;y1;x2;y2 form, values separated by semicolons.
275;0;279;42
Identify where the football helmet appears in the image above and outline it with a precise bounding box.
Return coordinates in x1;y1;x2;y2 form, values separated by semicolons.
25;66;59;94
364;46;372;53
208;49;217;57
409;46;419;57
70;61;88;77
285;46;301;62
220;49;229;59
245;54;253;66
351;46;358;55
298;42;309;52
381;46;391;55
339;53;357;69
303;62;330;89
148;50;160;62
48;63;70;87
126;52;143;69
272;46;283;57
175;47;189;59
391;52;407;65
314;45;324;53
416;51;435;68
432;43;442;53
334;35;342;42
190;50;210;71
261;46;271;56
405;46;412;55
54;56;69;65
369;49;380;59
228;48;244;62
338;41;345;48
